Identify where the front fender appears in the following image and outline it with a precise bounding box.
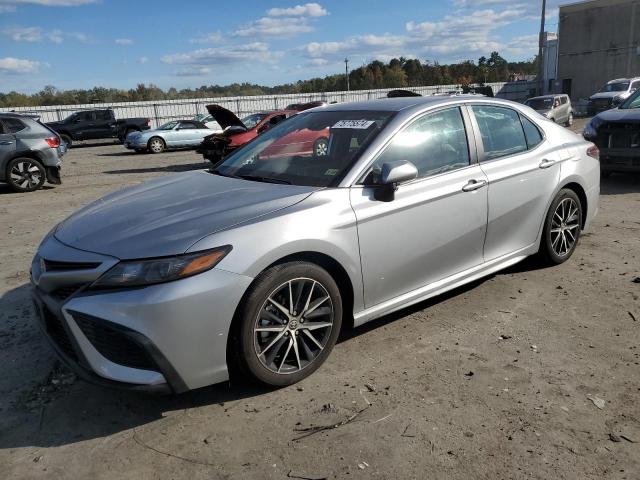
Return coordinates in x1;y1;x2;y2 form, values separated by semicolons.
187;189;365;313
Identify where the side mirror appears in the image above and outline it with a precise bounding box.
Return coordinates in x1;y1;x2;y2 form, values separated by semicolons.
380;160;418;187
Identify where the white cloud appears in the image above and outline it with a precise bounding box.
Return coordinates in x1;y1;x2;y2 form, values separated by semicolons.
234;16;314;38
189;31;223;44
115;38;133;45
0;5;17;12
0;0;96;6
3;25;90;43
300;6;534;63
0;56;40;74
162;43;283;76
138;56;148;64
267;2;327;17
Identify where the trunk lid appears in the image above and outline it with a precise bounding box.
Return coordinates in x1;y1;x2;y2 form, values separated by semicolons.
205;104;247;130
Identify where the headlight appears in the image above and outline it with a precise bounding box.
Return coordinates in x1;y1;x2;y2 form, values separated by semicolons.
583;117;602;139
92;246;232;288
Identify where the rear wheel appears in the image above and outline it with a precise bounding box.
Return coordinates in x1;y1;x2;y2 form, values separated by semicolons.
60;134;72;148
565;113;574;127
313;137;329;157
537;189;582;265
6;157;46;192
230;262;342;387
148;137;165;154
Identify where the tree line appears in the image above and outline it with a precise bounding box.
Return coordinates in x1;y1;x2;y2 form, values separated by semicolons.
0;52;537;108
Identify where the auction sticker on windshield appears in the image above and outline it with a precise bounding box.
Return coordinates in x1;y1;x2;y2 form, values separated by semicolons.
332;120;375;129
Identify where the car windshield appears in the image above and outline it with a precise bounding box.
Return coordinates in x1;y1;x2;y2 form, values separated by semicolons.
619;89;640;109
157;121;178;130
525;98;554;110
213;110;395;187
599;82;629;93
241;113;267;129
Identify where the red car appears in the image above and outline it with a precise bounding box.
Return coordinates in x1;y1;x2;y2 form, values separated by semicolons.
197;103;329;166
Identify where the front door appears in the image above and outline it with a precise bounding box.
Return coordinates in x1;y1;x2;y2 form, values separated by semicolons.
469;104;561;261
350;107;488;308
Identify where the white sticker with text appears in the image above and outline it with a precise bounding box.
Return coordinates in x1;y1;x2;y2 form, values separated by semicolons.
332;120;375;129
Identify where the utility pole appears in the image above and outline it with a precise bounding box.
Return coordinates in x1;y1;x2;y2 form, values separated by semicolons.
344;58;350;91
537;0;547;95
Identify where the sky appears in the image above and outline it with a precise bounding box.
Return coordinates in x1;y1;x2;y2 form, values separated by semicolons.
0;0;564;94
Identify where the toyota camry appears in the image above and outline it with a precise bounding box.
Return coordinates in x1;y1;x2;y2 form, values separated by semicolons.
31;96;600;393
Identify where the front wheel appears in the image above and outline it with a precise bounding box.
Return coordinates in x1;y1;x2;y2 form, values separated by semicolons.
147;137;165;154
6;157;46;192
537;189;582;265
230;262;342;387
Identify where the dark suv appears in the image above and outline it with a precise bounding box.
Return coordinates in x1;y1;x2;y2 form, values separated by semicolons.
0;113;65;192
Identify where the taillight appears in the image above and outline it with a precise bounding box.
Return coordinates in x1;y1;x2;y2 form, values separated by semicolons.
587;145;599;160
147;118;151;127
45;136;60;148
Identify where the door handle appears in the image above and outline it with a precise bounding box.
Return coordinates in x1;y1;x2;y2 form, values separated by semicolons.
0;141;14;145
462;179;487;192
539;159;556;169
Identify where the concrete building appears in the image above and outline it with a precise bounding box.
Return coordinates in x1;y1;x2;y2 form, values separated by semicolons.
557;0;640;100
543;32;559;94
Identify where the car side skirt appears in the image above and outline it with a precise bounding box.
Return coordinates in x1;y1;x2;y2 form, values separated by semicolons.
353;244;537;327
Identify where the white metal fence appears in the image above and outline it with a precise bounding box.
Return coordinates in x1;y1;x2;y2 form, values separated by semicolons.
1;81;537;127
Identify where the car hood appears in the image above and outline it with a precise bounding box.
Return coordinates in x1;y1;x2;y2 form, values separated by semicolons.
590;92;625;100
594;108;640;123
205;104;246;130
54;171;318;259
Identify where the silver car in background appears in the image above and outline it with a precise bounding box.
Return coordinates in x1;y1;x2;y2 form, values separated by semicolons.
525;94;573;126
31;97;600;393
1;113;65;192
124;119;213;154
588;77;640;114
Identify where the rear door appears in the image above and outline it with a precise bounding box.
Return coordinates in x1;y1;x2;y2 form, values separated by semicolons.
0;119;17;171
92;110;116;138
469;104;560;261
350;106;489;307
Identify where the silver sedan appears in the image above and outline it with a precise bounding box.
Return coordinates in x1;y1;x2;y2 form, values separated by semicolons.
124;119;212;154
31;96;599;393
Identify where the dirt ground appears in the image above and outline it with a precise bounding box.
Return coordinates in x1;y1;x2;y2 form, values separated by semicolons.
1;119;639;479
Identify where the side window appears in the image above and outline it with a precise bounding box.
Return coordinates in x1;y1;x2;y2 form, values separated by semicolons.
100;110;112;120
78;112;92;122
520;115;543;149
371;107;470;180
631;81;640;91
178;121;197;129
4;118;26;133
471;105;527;161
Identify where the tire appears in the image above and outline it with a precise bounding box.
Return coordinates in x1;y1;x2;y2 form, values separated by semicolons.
6;157;46;192
313;137;329;157
565;113;574;127
229;261;343;387
60;134;72;148
147;137;165;154
537;189;583;265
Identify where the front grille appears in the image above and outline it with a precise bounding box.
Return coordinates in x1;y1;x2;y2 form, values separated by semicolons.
72;313;157;371
42;305;78;361
43;259;101;271
50;284;84;301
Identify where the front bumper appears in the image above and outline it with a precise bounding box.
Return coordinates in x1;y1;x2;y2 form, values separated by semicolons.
31;234;253;393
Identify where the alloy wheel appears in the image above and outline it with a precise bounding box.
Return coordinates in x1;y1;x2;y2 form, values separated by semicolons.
149;138;164;153
550;197;580;257
315;139;328;157
253;278;334;374
10;160;43;190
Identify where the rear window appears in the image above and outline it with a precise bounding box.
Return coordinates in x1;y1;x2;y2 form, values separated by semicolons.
3;118;27;133
520;115;543;149
471;105;528;160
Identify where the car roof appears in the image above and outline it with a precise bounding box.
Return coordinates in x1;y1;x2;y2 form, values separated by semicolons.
526;95;565;100
318;95;510;113
0;112;35;119
607;78;640;83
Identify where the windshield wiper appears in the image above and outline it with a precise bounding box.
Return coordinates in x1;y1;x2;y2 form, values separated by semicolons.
235;174;292;185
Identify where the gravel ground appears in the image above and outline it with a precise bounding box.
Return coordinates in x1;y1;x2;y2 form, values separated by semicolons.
1;120;639;479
